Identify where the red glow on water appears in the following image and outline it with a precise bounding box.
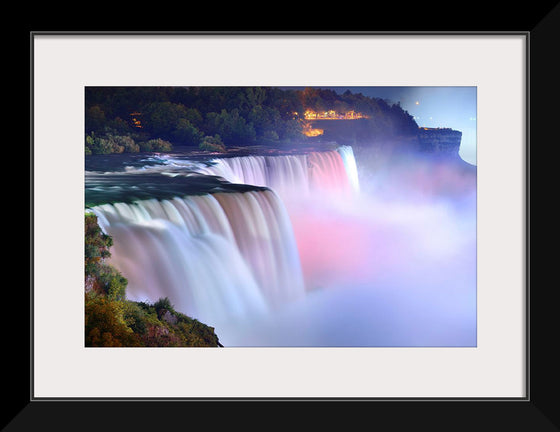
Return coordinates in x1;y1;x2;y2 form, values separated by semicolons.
287;199;410;291
308;151;351;194
291;210;368;290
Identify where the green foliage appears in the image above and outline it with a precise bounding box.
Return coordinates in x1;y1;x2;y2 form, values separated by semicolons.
247;105;281;140
143;101;188;140
84;214;126;300
172;118;204;146
84;213;112;275
85;105;106;133
85;86;419;154
279;118;304;141
205;109;256;146
84;213;222;347
199;135;226;152
245;86;266;107
153;297;174;315
97;264;127;301
121;301;149;335
86;133;117;154
138;138;173;152
261;130;279;143
85;293;142;347
85;132;140;155
111;134;139;153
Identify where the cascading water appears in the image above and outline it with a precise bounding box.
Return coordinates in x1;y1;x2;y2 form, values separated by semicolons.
181;146;359;199
86;143;476;347
86;146;362;342
336;145;360;192
90;189;306;327
196;154;310;198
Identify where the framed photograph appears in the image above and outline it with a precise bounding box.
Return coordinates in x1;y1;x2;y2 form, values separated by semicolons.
19;17;556;430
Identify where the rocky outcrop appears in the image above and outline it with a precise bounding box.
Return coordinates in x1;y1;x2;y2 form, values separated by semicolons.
306;120;463;158
417;128;462;155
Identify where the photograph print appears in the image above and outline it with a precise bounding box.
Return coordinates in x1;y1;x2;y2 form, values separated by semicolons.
84;86;477;348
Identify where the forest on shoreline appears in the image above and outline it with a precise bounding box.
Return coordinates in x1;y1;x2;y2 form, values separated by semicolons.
85;86;420;154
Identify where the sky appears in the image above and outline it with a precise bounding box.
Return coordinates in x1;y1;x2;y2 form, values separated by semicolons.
322;87;477;166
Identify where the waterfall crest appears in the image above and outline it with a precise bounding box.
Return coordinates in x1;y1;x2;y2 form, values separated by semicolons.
194;146;359;198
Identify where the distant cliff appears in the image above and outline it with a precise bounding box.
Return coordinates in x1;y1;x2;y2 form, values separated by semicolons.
307;120;462;156
417;127;462;155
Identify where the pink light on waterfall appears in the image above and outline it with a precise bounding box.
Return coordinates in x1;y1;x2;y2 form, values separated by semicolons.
308;150;351;195
87;142;477;347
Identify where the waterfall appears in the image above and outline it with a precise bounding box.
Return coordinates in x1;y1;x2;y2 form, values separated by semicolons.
196;146;360;198
197;155;309;197
87;145;361;332
337;145;360;192
91;189;305;326
85;143;478;347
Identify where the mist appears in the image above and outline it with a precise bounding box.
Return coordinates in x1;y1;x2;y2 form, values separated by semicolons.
90;144;477;347
214;147;477;347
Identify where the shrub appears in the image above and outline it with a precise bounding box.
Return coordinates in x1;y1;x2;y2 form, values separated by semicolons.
112;134;140;153
199;134;226;152
85;132;122;154
122;301;148;335
172;118;204;146
85;293;142;347
138;138;173;152
84;213;112;275
85;132;141;154
96;264;128;301
205;109;256;145
153;297;174;315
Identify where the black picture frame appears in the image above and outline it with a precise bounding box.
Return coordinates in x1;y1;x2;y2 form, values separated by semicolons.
15;3;559;429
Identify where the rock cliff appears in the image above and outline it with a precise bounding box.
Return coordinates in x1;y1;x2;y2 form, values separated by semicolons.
417;127;462;155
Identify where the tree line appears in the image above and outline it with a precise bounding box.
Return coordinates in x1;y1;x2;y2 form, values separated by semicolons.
85;86;419;154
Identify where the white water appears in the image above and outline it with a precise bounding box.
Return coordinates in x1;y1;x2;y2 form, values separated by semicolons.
92;189;305;327
142;146;359;199
89;145;477;347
